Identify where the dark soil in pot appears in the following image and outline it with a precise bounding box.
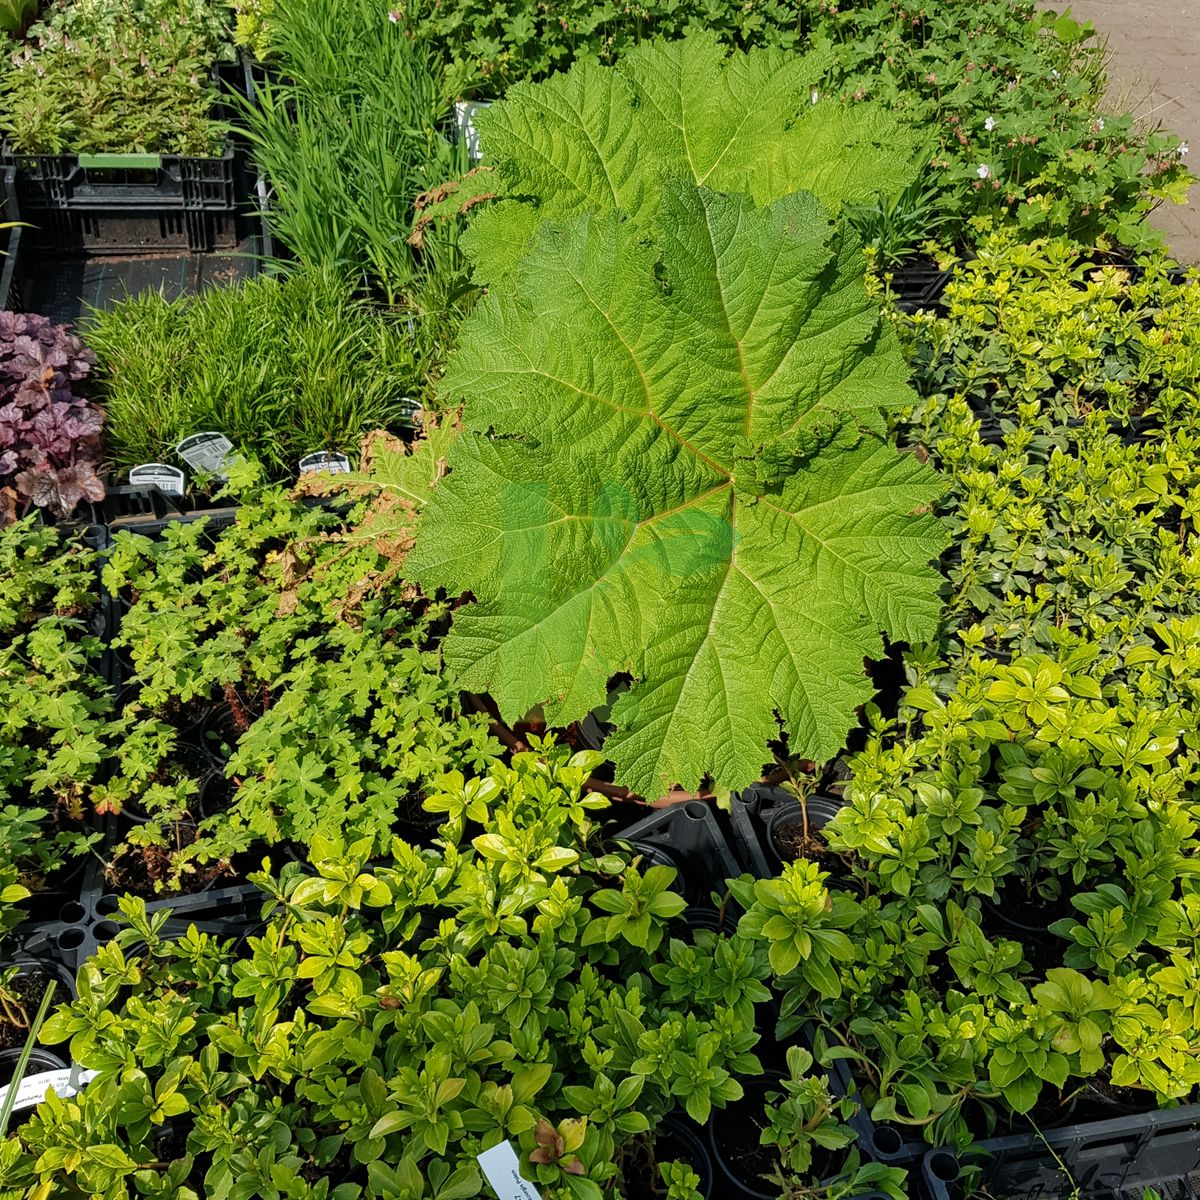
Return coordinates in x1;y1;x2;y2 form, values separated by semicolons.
623;1116;714;1200
105;815;231;898
1071;1077;1156;1122
708;1072;785;1199
0;961;74;1055
767;796;844;869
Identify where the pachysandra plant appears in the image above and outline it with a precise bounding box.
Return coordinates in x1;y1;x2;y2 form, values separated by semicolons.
409;37;945;798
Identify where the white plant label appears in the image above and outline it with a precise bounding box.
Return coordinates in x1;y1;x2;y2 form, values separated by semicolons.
397;397;423;429
0;1066;97;1113
129;463;186;497
454;100;491;160
176;432;240;480
298;452;352;475
477;1140;542;1200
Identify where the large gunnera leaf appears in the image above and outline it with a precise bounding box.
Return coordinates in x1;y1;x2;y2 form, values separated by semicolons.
462;34;919;282
409;182;945;797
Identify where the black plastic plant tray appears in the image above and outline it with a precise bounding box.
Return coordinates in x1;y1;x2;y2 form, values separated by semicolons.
19;839;263;971
612;801;741;905
820;1041;928;1168
888;264;954;314
7;149;239;215
20;208;244;256
110;506;241;540
1;216;264;324
920;1105;1200;1200
2;63;248;242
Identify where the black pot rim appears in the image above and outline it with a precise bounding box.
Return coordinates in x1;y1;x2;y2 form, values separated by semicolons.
765;795;844;864
706;1072;786;1200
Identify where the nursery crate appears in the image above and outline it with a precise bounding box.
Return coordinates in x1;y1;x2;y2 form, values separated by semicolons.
0;192;268;324
612;801;741;905
3;64;250;254
16;207;244;255
919;1104;1200;1200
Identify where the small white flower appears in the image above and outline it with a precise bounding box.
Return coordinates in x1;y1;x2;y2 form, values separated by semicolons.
1181;141;1190;157
1051;68;1060;79
1094;118;1105;132
810;86;820;105
976;164;992;179
985;116;996;132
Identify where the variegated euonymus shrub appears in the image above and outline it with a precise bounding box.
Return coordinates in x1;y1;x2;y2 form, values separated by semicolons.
410;36;947;797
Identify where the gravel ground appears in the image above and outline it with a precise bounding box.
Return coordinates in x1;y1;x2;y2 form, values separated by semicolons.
1057;0;1199;260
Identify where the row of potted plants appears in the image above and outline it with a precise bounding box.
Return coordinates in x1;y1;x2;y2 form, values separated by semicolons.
2;0;1199;1197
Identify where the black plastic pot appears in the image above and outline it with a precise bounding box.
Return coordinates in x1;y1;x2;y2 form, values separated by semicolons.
0;1046;69;1091
575;681;628;751
119;740;213;828
0;958;77;1066
980;886;1072;975
640;1114;714;1200
707;1072;786;1199
730;785;849;878
680;904;739;938
197;704;243;767
765;795;845;867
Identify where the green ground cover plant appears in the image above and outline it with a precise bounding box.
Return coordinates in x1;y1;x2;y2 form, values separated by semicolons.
102;461;496;880
897;236;1200;690
0;0;233;154
84;266;420;475
0;750;905;1200
807;0;1191;256
0;519;106;928
724;239;1200;1153
744;645;1200;1149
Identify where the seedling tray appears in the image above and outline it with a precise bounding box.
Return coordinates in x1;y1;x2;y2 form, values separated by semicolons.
612;801;741;905
919;1103;1200;1200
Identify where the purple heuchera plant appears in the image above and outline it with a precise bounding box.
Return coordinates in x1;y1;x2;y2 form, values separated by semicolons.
0;311;104;525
